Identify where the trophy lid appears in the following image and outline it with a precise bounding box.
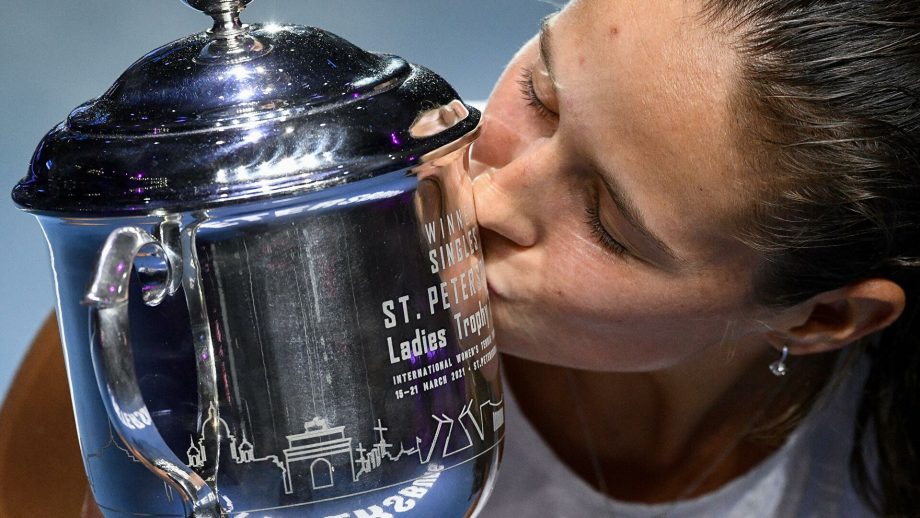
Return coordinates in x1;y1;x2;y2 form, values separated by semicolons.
12;0;479;215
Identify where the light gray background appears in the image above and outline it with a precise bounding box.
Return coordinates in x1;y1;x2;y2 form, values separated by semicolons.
0;0;557;400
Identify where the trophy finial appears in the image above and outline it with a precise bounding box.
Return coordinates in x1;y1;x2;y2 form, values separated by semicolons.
180;0;269;64
181;0;254;37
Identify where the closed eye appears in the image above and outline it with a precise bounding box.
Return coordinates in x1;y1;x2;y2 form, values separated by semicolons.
585;204;629;258
518;65;558;121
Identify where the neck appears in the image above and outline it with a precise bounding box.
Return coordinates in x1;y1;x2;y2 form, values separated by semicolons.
502;346;837;503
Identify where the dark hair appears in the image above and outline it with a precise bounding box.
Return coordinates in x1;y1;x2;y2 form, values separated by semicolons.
702;0;920;515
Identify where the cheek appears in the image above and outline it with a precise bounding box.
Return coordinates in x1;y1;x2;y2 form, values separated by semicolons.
554;262;747;332
529;245;752;369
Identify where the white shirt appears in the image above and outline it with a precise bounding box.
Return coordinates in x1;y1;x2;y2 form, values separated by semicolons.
479;361;876;518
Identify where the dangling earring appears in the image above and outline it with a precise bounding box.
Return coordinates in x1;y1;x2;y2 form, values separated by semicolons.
769;346;789;377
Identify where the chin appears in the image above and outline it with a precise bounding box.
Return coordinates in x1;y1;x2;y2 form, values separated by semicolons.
491;318;537;359
492;324;570;367
489;302;561;364
489;300;607;369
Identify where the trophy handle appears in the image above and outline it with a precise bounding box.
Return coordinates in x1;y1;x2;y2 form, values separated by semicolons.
84;226;220;518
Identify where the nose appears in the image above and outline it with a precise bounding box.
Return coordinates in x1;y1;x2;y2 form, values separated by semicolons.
472;170;538;248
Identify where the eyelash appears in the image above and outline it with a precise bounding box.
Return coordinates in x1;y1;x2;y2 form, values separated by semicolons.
585;203;628;258
518;66;557;121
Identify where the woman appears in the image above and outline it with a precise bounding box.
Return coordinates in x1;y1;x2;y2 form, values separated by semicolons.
54;0;920;515
472;0;919;516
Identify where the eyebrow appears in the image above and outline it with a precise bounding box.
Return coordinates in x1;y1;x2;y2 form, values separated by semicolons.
595;164;684;265
539;15;559;85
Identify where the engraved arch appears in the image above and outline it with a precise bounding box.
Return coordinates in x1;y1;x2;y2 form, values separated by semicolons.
310;458;334;489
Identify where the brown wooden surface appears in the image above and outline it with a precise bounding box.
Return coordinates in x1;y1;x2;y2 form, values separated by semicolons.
0;312;87;517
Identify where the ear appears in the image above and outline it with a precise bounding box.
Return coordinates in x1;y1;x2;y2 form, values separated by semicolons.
765;278;906;355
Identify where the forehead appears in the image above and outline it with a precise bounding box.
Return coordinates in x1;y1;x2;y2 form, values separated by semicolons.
557;0;749;258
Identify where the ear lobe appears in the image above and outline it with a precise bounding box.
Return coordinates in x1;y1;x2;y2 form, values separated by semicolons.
781;278;905;355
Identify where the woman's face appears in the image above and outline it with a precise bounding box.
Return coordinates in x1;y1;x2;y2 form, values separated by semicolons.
472;0;770;372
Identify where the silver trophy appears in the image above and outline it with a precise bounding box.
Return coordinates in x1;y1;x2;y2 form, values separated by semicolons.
11;1;503;515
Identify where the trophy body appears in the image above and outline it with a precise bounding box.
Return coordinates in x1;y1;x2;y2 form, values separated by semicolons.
14;3;502;515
